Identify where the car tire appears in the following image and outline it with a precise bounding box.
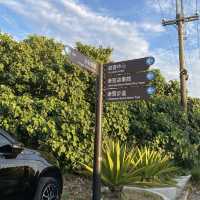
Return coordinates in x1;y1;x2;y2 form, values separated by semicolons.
33;177;61;200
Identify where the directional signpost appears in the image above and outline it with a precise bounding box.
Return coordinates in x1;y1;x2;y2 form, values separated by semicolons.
64;45;156;200
104;57;155;75
64;45;103;200
104;86;156;101
64;45;97;74
104;71;155;88
103;57;156;101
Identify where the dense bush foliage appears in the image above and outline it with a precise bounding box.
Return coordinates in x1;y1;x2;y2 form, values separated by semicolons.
0;33;200;170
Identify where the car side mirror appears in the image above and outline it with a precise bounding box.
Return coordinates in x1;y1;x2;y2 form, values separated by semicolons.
0;143;23;158
12;143;24;155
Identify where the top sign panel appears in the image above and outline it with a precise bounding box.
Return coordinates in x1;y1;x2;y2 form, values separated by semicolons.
103;57;155;75
64;45;97;74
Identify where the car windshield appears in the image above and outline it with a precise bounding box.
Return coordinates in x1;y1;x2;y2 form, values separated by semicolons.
0;134;10;147
0;128;17;144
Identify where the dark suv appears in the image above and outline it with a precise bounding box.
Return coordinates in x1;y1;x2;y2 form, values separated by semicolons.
0;128;63;200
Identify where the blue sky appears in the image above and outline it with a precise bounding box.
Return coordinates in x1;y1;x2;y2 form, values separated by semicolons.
0;0;200;97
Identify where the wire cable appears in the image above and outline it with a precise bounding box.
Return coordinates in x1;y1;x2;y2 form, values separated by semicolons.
156;0;179;63
195;0;200;58
196;0;198;14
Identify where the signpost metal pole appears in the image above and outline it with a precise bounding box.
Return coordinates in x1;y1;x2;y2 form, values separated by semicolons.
93;63;103;200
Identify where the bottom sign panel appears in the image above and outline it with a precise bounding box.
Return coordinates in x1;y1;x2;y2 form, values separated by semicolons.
104;86;156;102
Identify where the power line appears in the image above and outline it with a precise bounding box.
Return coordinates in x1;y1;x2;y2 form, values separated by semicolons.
195;0;200;58
182;0;200;62
156;0;179;63
196;0;198;14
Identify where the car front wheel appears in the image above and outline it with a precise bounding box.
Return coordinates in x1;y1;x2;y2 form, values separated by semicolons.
33;177;61;200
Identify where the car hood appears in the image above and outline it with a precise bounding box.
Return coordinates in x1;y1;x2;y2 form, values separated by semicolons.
18;147;58;166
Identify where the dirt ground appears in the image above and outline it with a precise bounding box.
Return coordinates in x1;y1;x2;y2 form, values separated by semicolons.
62;173;92;200
188;184;200;200
61;174;162;200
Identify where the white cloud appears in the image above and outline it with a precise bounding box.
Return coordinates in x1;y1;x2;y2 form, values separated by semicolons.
152;48;179;80
153;47;200;98
147;0;197;16
138;22;164;33
185;49;200;97
147;0;175;16
1;0;200;97
149;0;200;30
0;0;154;60
0;0;164;59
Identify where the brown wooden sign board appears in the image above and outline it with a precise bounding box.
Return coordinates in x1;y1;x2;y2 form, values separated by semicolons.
104;71;155;89
103;57;155;76
104;86;153;101
65;45;97;74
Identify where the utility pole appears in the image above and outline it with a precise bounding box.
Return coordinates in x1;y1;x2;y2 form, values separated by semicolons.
162;0;199;112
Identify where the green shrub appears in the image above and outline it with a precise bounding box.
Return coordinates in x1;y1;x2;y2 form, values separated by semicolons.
82;140;178;189
82;140;139;189
191;167;200;184
131;146;178;186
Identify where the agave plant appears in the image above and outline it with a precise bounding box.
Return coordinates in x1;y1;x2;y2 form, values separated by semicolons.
82;140;178;196
101;140;141;188
130;146;178;186
82;139;141;196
